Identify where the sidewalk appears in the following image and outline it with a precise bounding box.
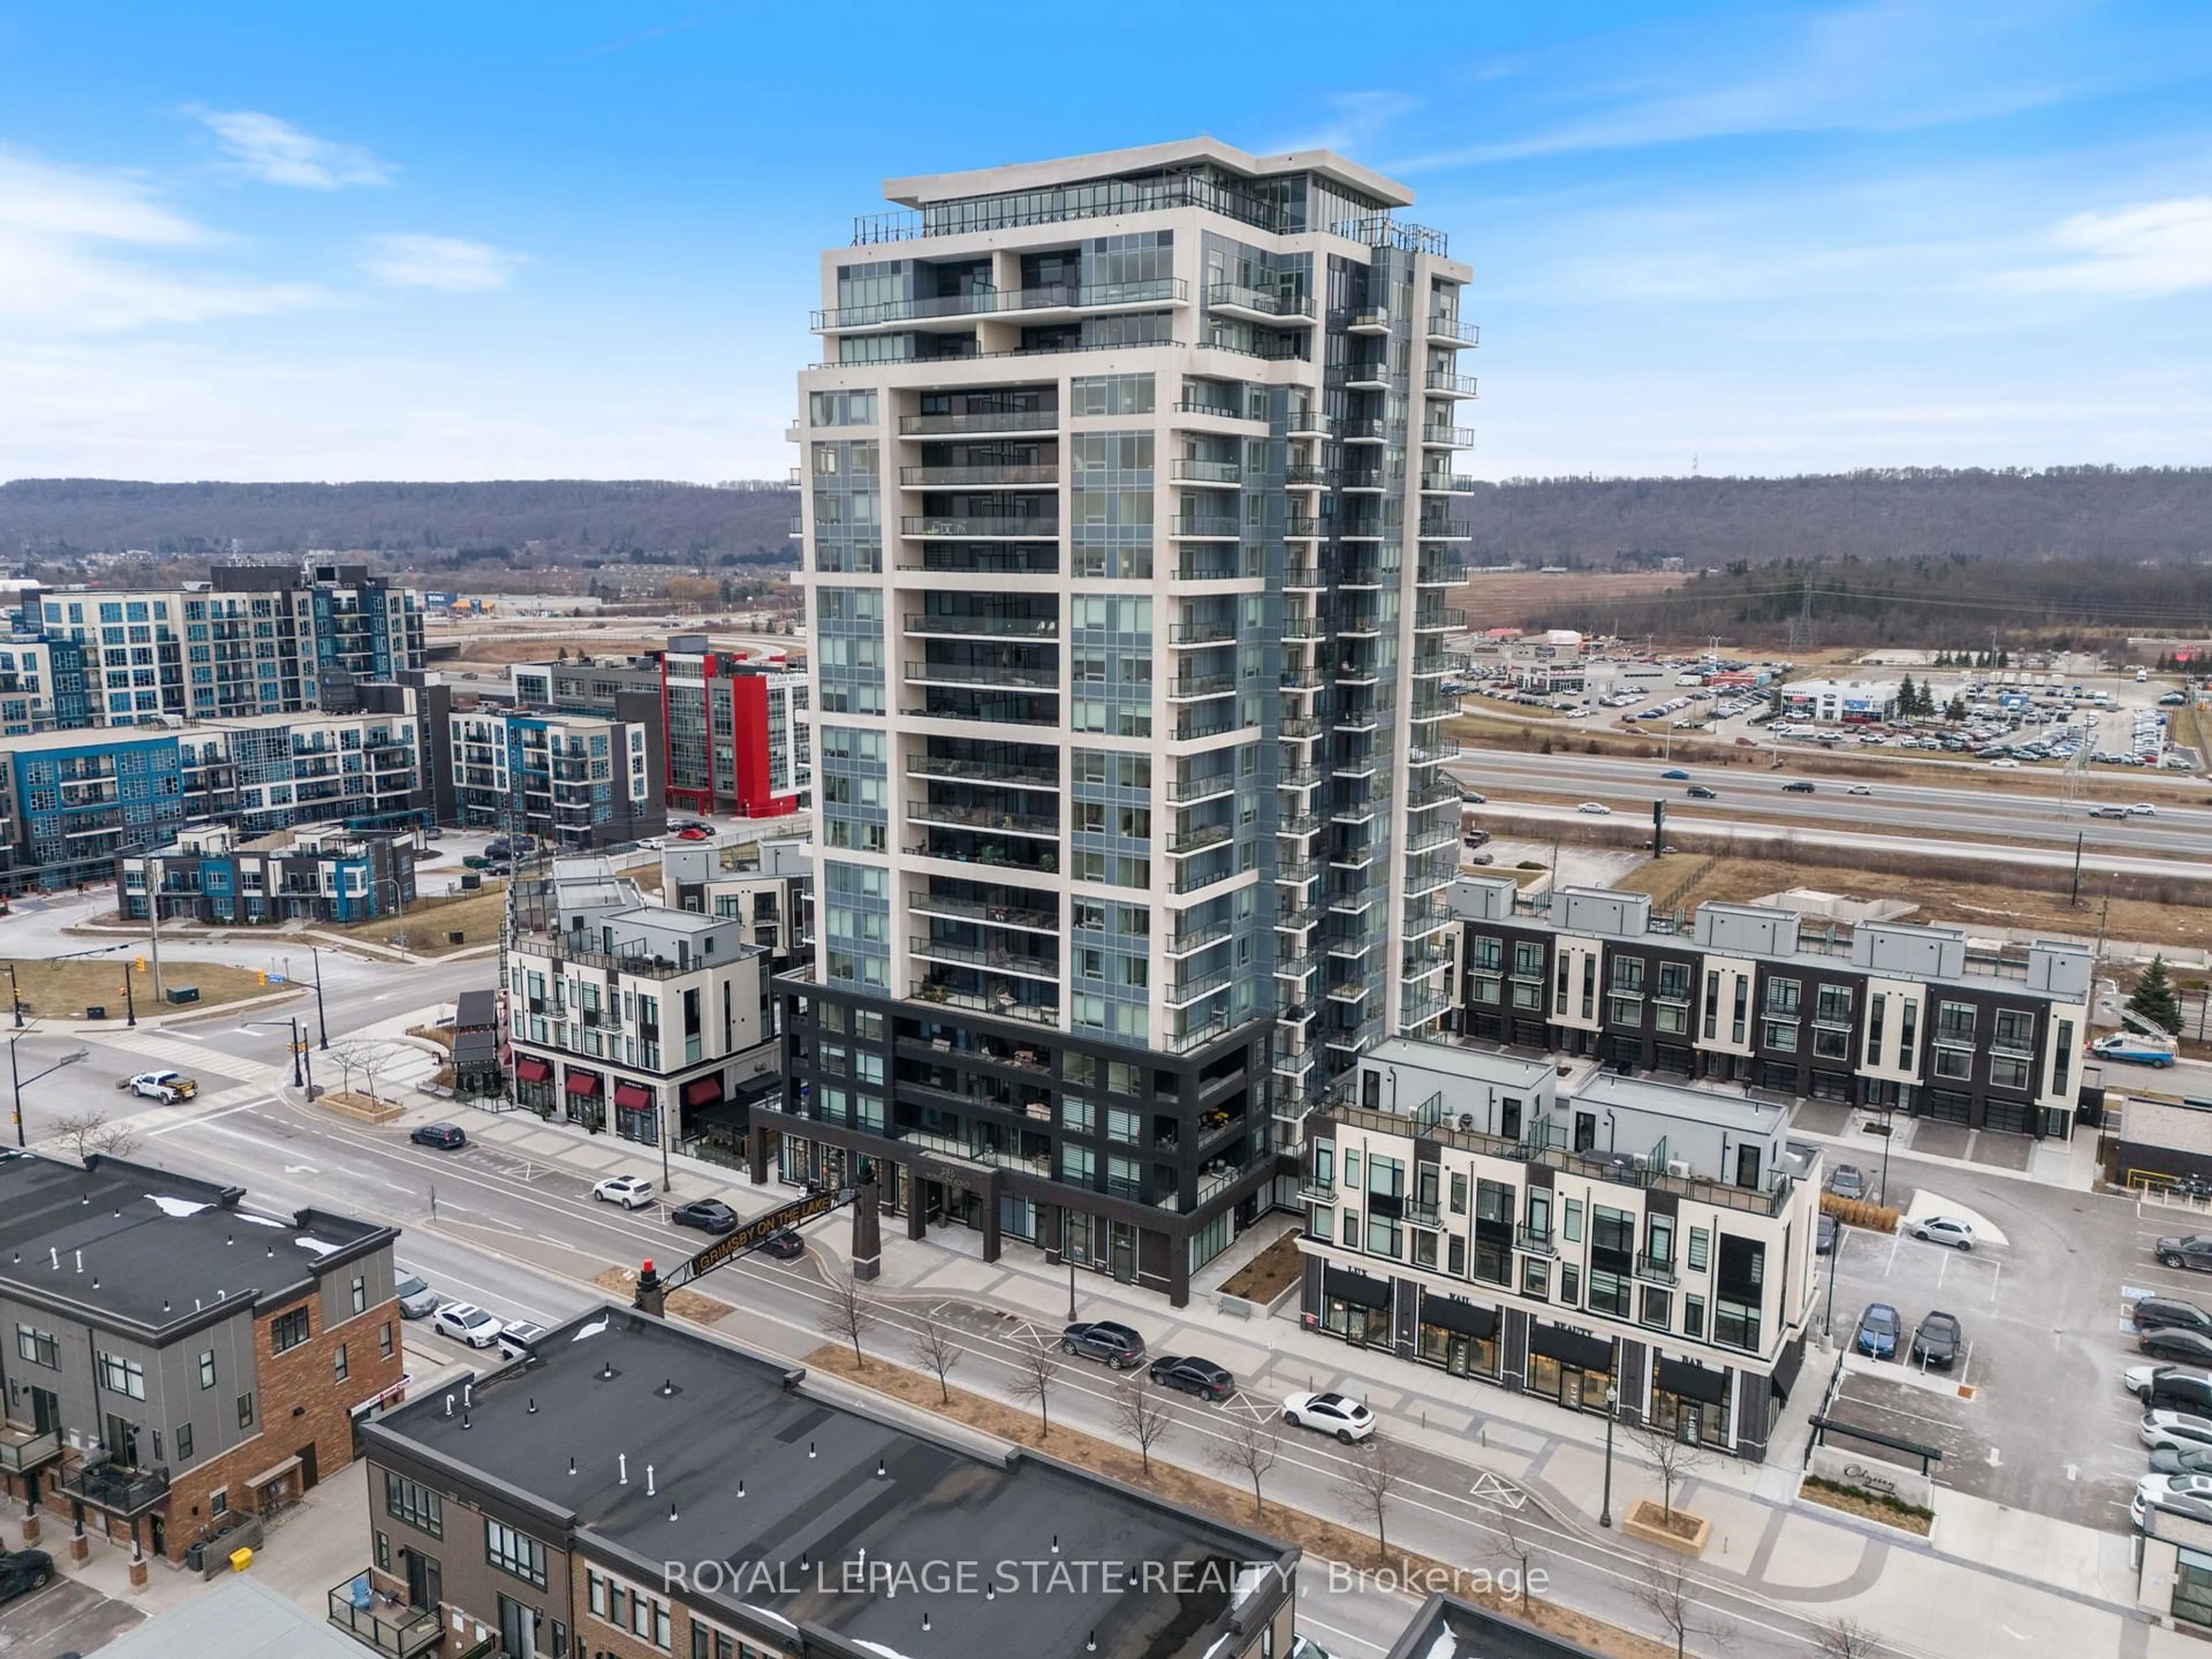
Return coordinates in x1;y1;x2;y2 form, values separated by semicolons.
354;1002;2177;1652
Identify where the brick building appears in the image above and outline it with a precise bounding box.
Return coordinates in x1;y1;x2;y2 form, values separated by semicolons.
0;1152;403;1565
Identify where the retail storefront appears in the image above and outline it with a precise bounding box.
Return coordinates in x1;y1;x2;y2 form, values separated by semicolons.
1317;1265;1393;1347
1416;1294;1500;1381
612;1080;658;1146
1526;1322;1615;1414
1651;1356;1732;1445
563;1066;604;1132
512;1054;554;1113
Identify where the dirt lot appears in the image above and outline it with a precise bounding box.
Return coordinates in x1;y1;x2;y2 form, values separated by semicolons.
316;881;512;956
1453;569;1689;628
3;956;286;1020
1610;854;2209;945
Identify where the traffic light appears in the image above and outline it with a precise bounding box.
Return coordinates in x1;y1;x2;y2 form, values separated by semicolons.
257;971;268;986
134;956;146;974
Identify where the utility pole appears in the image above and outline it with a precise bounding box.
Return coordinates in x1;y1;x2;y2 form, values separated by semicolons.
310;946;329;1049
2070;832;2085;908
146;853;165;1002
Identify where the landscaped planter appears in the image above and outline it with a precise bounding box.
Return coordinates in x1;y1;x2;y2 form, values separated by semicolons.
1621;1498;1710;1555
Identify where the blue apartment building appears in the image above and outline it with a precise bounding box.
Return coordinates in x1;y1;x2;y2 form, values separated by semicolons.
4;729;186;891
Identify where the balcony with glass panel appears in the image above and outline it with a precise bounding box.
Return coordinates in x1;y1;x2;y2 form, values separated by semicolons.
1205;283;1316;325
910;969;1058;1025
1171;512;1243;541
906;741;1059;791
1419;423;1478;449
816;277;1189;332
1346;307;1394;334
1423;372;1480;398
899;463;1059;489
910;881;1058;940
904;605;1059;642
909;930;1059;983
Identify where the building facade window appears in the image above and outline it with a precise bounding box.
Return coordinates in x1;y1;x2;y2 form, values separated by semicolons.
486;1518;549;1589
270;1306;311;1353
384;1472;444;1538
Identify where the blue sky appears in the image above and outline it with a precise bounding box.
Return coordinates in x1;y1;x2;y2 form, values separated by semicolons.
1;0;2207;483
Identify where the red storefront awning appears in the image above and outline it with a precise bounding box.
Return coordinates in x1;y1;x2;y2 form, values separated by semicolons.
564;1070;602;1098
682;1075;725;1108
612;1081;654;1112
513;1055;551;1084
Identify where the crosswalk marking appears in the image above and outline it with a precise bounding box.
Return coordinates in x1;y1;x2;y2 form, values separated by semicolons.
107;1031;275;1084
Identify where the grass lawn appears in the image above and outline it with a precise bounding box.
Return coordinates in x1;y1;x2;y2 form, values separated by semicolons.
3;956;289;1021
316;881;511;956
1611;854;2207;946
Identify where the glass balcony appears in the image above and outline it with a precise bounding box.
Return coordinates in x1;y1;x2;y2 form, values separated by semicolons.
902;516;1059;540
816;276;1189;331
1205;282;1316;323
1164;916;1233;956
1171;516;1243;540
904;612;1059;639
903;661;1058;691
1167;673;1237;701
328;1578;443;1659
1419;423;1479;449
908;936;1059;982
910;975;1059;1026
0;1424;59;1474
1172;459;1244;486
1347;307;1394;334
908;891;1058;934
897;544;1061;576
900;409;1058;438
1426;315;1482;346
1166;965;1235;1007
899;464;1059;488
1417;517;1475;541
1166;771;1236;804
1165;822;1233;857
1423;372;1480;398
905;798;1059;838
905;753;1059;789
1169;619;1237;645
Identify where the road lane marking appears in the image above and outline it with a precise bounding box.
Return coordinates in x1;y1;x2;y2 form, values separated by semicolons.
145;1099;271;1135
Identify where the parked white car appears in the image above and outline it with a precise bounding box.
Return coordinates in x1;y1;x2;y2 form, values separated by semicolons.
1907;1215;1976;1251
593;1174;657;1210
1281;1390;1376;1444
431;1302;505;1348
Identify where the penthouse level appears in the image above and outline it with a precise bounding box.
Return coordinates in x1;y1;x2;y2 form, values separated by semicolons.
1449;878;2096;1140
354;1304;1300;1659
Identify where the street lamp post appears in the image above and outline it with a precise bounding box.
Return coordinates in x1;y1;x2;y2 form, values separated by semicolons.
1600;1381;1619;1528
9;1032;89;1147
309;946;329;1050
5;961;20;1029
1823;1225;1844;1340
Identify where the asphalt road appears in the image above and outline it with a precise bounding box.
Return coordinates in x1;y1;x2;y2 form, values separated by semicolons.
1448;749;2212;864
54;1076;1959;1659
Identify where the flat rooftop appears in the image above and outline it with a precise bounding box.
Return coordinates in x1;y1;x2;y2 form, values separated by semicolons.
886;135;1413;210
1384;1593;1605;1659
1567;1070;1789;1137
0;1153;391;1339
1366;1037;1556;1094
372;1308;1293;1659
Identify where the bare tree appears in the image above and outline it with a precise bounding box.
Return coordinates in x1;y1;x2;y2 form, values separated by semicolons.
1808;1616;1884;1659
1209;1418;1281;1520
1630;1555;1731;1659
907;1320;963;1404
817;1274;878;1368
1013;1340;1060;1442
1631;1422;1711;1524
1110;1373;1173;1475
1340;1437;1411;1562
325;1039;364;1097
1488;1506;1541;1618
355;1040;397;1106
51;1111;135;1163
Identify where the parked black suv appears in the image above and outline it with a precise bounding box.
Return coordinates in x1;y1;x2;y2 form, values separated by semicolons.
1061;1321;1146;1369
0;1548;52;1607
2158;1237;2212;1273
1149;1355;1235;1400
2135;1298;2212;1334
2137;1366;2212;1414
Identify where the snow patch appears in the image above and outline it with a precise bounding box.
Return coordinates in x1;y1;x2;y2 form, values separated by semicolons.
234;1212;287;1229
744;1605;797;1630
1422;1633;1460;1659
571;1315;610;1342
1232;1565;1268;1608
294;1236;339;1257
853;1643;914;1659
145;1195;211;1218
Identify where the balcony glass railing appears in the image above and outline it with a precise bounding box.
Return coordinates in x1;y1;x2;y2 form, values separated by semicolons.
328;1580;443;1659
899;410;1058;437
815;277;1188;330
902;661;1058;691
901;516;1059;540
1205;282;1315;320
900;464;1059;488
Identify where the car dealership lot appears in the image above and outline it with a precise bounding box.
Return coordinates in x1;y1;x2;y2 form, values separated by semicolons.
1817;1171;2171;1529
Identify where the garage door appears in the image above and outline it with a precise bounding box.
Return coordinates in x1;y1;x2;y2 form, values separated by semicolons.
1921;1090;1972;1126
1983;1100;2035;1136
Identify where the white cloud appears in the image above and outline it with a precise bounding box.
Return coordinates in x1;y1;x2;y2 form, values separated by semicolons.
191;108;392;190
1265;90;1422;157
1992;198;2212;298
1391;0;2100;172
0;147;327;331
361;233;526;293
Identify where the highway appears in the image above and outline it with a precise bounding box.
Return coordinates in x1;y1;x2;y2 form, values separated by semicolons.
1447;748;2212;870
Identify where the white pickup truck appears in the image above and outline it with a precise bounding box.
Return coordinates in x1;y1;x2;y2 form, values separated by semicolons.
124;1070;198;1104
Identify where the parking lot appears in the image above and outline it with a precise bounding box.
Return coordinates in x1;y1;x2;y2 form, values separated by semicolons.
0;1576;142;1657
1816;1161;2176;1531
